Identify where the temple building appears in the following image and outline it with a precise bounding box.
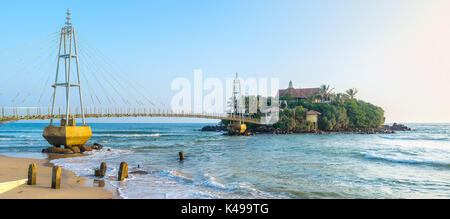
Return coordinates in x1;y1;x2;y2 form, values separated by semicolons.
278;81;320;102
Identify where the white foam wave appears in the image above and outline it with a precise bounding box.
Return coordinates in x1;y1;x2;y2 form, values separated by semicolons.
96;133;162;138
363;153;450;167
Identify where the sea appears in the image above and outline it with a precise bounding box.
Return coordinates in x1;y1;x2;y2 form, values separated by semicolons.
0;123;449;199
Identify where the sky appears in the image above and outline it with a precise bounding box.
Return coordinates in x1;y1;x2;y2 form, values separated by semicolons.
0;0;449;123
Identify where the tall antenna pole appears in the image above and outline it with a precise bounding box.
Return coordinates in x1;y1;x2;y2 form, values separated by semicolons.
65;8;73;123
232;72;242;123
49;9;86;126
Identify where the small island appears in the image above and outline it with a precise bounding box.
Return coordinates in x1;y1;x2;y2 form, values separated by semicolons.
204;81;411;135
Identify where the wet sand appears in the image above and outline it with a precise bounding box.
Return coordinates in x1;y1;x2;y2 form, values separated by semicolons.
0;155;115;199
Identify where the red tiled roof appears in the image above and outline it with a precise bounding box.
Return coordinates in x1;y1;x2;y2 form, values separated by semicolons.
278;88;319;99
306;110;321;115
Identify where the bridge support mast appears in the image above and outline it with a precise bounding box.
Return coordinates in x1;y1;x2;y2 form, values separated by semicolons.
227;72;247;135
43;9;92;147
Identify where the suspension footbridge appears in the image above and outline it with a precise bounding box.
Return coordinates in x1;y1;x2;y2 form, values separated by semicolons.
0;106;261;124
0;10;264;146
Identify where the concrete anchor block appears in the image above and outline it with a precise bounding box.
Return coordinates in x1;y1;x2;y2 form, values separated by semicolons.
27;163;37;185
51;166;62;189
118;162;128;181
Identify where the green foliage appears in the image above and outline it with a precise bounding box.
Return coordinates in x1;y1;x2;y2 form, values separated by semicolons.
344;99;385;128
300;102;348;131
317;84;335;101
273;106;308;132
274;97;384;131
231;88;385;132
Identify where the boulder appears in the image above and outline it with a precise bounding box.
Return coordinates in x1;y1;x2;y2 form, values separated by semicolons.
63;148;74;154
70;146;81;153
391;123;412;131
80;145;92;152
42;147;65;154
93;142;103;150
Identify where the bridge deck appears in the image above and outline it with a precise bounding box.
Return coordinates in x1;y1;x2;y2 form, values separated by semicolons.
0;113;261;124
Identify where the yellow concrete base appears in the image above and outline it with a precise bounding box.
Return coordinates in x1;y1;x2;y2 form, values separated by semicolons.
43;125;92;146
227;123;247;134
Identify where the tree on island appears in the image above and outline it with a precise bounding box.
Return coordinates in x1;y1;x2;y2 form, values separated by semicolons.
317;84;335;102
276;85;384;132
224;85;385;133
346;88;358;99
333;93;349;104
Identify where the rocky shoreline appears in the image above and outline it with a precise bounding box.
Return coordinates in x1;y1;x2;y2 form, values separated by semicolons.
201;123;412;135
41;142;104;154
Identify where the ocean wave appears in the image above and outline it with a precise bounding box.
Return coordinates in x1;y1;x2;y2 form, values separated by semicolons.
199;173;231;190
132;143;188;150
159;170;271;198
192;192;220;199
94;133;162;138
160;170;195;183
93;130;162;135
379;136;449;141
363;153;450;168
0;135;41;141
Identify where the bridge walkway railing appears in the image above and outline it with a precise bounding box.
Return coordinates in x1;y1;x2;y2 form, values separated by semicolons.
0;107;261;124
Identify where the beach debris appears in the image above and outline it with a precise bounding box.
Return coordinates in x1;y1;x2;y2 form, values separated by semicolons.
130;170;148;175
118;162;128;181
51;166;62;189
179;151;184;161
94;162;107;178
27;163;37;185
129;164;148;175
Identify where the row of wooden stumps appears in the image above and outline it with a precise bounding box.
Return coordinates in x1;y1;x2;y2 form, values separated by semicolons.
27;152;186;189
93;161;128;181
94;152;185;181
27;163;62;189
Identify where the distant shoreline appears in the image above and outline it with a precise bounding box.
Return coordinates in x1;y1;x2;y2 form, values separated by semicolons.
202;123;412;135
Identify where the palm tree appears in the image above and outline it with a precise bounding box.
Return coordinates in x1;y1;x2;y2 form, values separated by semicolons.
318;84;335;101
335;93;348;104
346;88;358;99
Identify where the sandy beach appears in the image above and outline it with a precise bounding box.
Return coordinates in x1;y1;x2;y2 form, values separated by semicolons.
0;155;115;199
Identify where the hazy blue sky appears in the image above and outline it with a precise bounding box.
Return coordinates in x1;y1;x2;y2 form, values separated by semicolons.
0;0;449;123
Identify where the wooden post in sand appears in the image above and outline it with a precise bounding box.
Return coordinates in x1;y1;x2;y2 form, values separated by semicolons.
95;162;107;178
179;151;184;161
118;162;128;181
51;166;61;189
100;162;107;177
27;163;37;185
